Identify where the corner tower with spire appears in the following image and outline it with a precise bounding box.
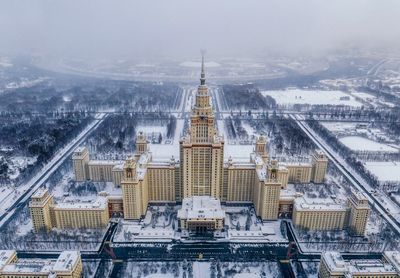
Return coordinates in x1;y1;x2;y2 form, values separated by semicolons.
180;52;225;199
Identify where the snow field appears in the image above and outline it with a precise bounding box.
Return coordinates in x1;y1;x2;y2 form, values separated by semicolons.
364;161;400;182
261;89;362;107
339;136;398;153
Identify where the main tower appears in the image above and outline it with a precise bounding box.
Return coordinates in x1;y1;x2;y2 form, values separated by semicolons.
180;53;225;199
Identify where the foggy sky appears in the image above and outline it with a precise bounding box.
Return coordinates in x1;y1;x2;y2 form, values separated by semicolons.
1;0;400;60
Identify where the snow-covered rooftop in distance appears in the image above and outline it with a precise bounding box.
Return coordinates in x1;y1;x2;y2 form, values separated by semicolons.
178;196;225;220
282;162;312;167
347;260;397;275
54;196;107;210
1;259;55;275
88;160;121;166
294;196;346;211
280;186;302;201
52;251;80;272
74;146;86;153
321;252;347;273
112;163;124;171
31;187;48;199
0;250;16;270
384;251;400;273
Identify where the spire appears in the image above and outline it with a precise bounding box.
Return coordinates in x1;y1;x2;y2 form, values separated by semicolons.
200;49;206;85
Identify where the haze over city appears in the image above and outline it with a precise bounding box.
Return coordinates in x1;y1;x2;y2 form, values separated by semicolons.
0;1;400;277
1;0;400;60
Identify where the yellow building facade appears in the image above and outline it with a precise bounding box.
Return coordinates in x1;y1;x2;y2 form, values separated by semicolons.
348;191;370;236
29;188;54;232
0;250;82;278
319;251;400;278
62;55;345;232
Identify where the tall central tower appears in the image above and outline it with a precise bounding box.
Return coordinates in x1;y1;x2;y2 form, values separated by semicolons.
180;53;224;199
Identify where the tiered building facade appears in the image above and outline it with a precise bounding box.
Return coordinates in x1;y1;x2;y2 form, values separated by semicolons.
31;56;370;235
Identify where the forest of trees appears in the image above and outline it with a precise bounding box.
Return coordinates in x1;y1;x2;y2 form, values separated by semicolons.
0;111;92;183
87;113;177;154
221;83;276;110
0;80;180;113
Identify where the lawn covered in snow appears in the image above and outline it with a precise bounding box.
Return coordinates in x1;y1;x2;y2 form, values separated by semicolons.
364;161;400;182
339;136;398;153
261;89;362;107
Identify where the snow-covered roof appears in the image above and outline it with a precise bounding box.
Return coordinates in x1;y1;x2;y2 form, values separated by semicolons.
279;188;302;202
54;196;107;210
1;259;54;275
178;196;225;220
322;251;400;276
112;163;124;171
283;162;312;168
294;196;346;211
31;187;48;199
0;250;16;270
384;251;400;273
0;251;80;275
88;160;120;166
74;146;86;153
321;252;347;273
52;251;80;273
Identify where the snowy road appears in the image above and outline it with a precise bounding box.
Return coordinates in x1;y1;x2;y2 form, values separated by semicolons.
0;113;108;228
291;114;400;236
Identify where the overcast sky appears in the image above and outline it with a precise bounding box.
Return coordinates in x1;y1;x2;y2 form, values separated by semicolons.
1;0;400;60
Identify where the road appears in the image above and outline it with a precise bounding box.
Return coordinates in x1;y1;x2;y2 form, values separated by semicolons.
0;113;108;229
291;114;400;236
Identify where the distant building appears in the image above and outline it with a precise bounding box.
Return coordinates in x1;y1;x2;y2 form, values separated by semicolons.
0;250;82;278
319;251;400;278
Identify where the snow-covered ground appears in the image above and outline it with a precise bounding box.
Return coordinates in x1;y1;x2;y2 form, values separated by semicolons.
136;125;167;136
224;144;254;161
261;89;362;107
148;119;184;159
350;91;377;103
364;162;400;182
116;261;282;278
339;136;398;153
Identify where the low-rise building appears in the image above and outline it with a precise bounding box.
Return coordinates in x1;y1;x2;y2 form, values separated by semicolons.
319;251;400;278
30;188;112;231
293;196;348;231
52;196;109;229
178;196;225;232
0;250;82;278
292;192;370;233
